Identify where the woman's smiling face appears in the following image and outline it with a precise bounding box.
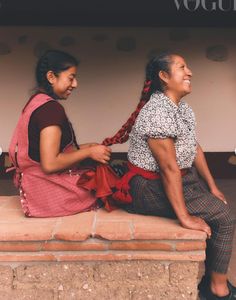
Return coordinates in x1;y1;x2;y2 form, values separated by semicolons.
48;66;78;99
163;55;193;99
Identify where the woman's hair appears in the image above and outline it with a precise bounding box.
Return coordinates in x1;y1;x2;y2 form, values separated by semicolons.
35;50;79;97
102;52;174;146
23;50;79;110
23;50;80;148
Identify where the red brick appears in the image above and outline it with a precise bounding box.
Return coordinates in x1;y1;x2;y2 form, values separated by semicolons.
0;242;42;252
0;222;56;241
0;196;21;209
54;211;95;241
176;241;206;251
133;222;207;240
0;209;25;222
0;253;56;262
130;213;169;223
0;198;9;208
109;241;173;251
97;209;169;224
96;208;133;221
55;253;135;262
55;251;206;262
42;240;108;251
94;221;132;240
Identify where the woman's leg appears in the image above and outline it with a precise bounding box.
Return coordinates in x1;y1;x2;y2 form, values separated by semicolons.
125;175;176;218
182;168;236;297
182;169;235;275
126;169;236;297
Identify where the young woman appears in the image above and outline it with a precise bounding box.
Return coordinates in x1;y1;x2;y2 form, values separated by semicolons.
103;53;236;300
8;50;111;217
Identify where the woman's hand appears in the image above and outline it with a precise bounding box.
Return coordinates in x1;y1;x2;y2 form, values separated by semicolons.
89;145;111;164
40;126;111;173
210;185;227;204
180;215;212;238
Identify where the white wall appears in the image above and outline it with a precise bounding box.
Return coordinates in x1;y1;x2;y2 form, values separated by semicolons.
0;27;236;152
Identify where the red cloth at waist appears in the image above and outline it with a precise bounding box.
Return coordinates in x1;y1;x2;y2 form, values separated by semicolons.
113;162;188;204
77;161;189;211
76;162;159;210
112;162;160;204
77;164;120;211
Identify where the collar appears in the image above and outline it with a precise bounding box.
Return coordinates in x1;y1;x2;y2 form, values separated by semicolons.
152;92;184;111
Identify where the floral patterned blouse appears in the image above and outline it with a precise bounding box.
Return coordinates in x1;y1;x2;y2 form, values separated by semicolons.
128;92;197;172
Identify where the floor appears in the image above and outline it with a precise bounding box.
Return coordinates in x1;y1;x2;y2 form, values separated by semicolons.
0;178;236;286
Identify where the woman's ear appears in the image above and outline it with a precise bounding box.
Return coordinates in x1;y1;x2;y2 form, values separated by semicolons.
158;70;169;85
46;71;56;85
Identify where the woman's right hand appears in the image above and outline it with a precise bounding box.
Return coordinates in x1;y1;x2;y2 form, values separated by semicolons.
180;215;211;238
88;145;111;164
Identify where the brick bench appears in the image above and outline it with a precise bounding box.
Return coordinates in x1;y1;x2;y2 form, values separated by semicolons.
0;195;206;299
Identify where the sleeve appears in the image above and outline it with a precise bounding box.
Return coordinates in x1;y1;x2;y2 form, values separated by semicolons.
33;101;67;131
137;106;178;139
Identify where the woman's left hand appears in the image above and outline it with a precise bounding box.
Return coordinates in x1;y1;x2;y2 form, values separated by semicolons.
210;186;227;204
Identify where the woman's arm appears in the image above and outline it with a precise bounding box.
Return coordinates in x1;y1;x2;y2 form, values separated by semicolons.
194;144;226;203
79;143;99;149
148;137;211;236
40;126;111;174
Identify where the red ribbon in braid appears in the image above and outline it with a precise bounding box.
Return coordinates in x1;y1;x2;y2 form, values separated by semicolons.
102;100;146;146
77;80;152;211
102;79;152;146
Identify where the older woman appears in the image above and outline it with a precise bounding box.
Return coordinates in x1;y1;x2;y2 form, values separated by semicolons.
104;52;236;300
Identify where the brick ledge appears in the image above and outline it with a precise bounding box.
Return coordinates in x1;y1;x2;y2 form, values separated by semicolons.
0;196;207;263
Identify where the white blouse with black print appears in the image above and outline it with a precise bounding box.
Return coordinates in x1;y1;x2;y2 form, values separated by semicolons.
128;92;197;172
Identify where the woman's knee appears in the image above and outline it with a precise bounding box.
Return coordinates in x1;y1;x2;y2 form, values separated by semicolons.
215;204;236;229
